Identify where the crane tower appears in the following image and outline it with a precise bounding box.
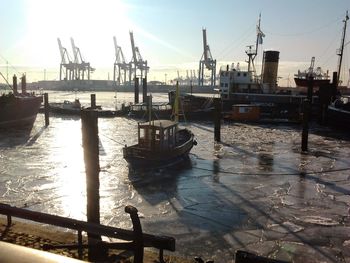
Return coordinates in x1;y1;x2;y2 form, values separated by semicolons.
70;38;94;80
57;38;74;80
129;31;149;84
198;28;216;88
113;36;130;85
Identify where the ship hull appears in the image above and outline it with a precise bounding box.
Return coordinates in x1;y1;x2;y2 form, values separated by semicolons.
0;95;42;128
294;78;330;87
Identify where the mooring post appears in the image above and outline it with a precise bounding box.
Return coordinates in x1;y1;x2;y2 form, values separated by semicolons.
81;109;103;261
90;94;96;109
301;76;313;152
44;93;49;126
213;98;221;142
142;77;147;103
301;99;310;152
134;77;139;104
13;75;18;95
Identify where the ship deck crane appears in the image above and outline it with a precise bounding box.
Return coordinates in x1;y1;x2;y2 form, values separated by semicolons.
70;38;94;80
199;28;216;88
113;36;130;86
57;38;74;80
129;31;149;84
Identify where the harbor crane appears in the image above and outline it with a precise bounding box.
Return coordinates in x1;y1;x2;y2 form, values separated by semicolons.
70;38;94;80
198;28;216;88
113;36;130;85
57;38;74;80
129;31;149;84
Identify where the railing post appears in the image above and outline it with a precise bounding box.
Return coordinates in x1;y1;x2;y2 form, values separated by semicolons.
125;205;143;263
7;214;12;227
77;230;83;259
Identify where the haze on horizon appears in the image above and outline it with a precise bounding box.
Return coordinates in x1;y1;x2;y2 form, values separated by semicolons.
0;0;349;87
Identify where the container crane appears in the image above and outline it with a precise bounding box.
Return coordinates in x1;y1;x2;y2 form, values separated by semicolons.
57;38;74;80
198;28;216;88
70;38;94;80
129;31;149;84
113;36;130;86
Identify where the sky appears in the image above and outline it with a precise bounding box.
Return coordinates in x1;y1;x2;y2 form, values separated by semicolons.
0;0;349;86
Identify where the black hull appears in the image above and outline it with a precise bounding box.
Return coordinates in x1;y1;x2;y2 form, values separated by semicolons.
327;105;350;129
0;95;42;128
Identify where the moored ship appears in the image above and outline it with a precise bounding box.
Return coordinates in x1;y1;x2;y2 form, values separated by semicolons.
0;74;42;129
294;57;330;89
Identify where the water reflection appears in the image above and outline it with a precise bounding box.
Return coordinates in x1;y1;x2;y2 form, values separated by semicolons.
47;119;86;219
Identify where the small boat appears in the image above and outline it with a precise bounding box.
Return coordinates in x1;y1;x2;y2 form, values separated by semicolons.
123;119;196;166
0;74;42;129
48;99;122;117
49;99;81;115
224;104;260;121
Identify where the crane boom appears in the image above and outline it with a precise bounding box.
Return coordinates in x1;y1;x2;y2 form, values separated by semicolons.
129;31;137;63
57;38;67;64
202;28;208;62
70;37;78;63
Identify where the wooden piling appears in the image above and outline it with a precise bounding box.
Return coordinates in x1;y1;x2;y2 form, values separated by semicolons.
81;109;102;261
213;98;221;142
301;99;310;152
134;77;139;104
90;94;96;109
142;77;147;103
44;93;49;126
21;74;26;94
307;76;314;103
12;75;18;95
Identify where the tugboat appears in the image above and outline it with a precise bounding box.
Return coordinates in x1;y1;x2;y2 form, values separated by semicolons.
123;83;196;167
123;119;196;166
0;74;42;129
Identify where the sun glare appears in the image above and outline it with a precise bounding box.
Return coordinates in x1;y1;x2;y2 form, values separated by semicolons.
23;0;132;67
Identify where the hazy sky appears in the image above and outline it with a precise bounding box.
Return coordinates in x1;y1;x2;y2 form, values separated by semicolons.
0;0;349;85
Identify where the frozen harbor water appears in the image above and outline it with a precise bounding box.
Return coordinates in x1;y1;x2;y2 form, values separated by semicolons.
0;92;350;262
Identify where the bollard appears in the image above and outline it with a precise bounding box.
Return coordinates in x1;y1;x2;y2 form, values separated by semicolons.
81;109;103;261
213;98;221;142
134;77;139;104
301;99;310;152
90;94;96;109
142;77;147;103
44;93;49;126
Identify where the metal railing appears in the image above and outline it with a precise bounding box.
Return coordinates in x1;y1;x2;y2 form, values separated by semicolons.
0;203;175;262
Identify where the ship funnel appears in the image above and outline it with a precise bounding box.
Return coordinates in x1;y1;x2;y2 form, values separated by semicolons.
261;50;279;93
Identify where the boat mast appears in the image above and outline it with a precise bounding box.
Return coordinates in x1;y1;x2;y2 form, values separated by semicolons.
336;10;349;86
246;13;265;76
